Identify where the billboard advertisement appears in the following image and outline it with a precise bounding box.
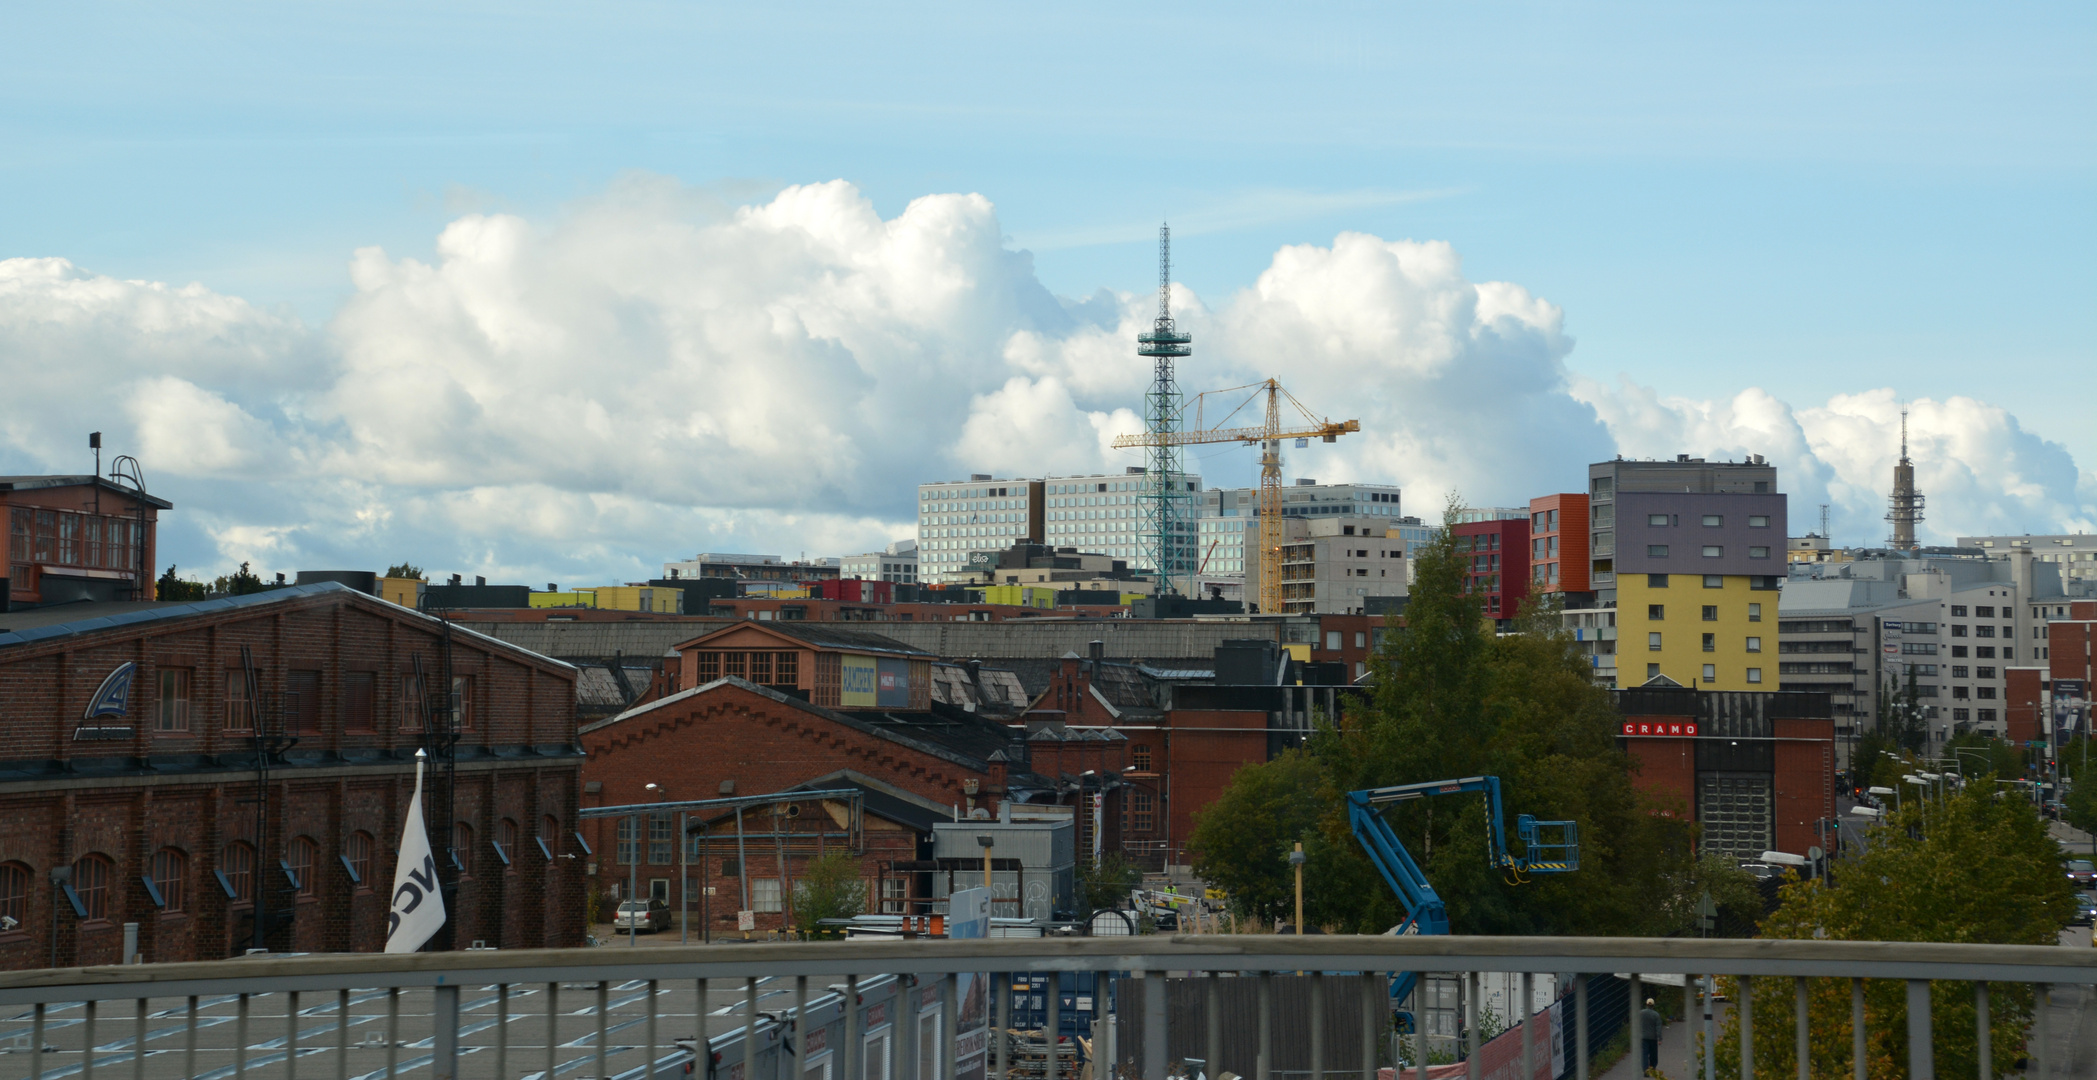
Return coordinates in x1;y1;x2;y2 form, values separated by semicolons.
877;657;912;707
842;655;879;707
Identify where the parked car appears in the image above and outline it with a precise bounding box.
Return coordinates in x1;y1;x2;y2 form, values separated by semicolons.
613;898;672;933
2072;894;2097;928
2066;859;2096;889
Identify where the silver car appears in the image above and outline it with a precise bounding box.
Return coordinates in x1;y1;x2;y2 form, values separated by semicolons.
613;899;672;933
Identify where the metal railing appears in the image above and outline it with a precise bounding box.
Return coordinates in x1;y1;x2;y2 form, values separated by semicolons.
0;936;2089;1080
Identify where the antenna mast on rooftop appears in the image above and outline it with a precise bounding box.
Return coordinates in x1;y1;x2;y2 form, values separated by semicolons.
1136;225;1194;596
1886;403;1925;550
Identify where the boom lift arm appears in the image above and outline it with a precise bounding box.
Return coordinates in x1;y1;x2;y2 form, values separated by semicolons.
1344;776;1580;1019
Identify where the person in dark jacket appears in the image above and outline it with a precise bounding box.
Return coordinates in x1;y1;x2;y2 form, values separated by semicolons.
1639;997;1664;1074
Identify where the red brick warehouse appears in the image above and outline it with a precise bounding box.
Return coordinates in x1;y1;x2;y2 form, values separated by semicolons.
0;582;588;968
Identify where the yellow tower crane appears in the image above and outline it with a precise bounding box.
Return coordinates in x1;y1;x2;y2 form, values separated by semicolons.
1113;379;1359;614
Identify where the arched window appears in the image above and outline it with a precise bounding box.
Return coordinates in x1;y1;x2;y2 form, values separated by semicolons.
152;849;187;913
499;819;519;872
0;862;29;929
221;842;255;903
289;837;318;897
452;823;474;877
345;832;374;890
73;854;113;921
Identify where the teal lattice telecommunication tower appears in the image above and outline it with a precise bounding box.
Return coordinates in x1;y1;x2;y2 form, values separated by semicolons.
1137;224;1194;596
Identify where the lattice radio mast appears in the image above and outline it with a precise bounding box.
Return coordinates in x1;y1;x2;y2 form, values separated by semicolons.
1137;225;1193;595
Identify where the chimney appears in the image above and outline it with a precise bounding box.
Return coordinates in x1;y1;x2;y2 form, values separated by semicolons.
475;575;486;587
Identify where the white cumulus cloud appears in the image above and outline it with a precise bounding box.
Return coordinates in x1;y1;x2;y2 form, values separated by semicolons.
1;177;2088;582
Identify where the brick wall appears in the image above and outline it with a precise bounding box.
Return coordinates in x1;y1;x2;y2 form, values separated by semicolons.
0;588;585;968
1624;735;1697;822
1772;717;1835;857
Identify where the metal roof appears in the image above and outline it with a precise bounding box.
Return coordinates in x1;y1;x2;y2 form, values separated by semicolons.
0;475;174;510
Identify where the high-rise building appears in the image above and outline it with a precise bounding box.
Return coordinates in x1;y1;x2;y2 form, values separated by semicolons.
917;475;1045;582
1242;515;1407;615
1037;468;1199;581
1193;480;1402;595
1527;494;1591;599
1591;456;1786;691
1956;534;2097;590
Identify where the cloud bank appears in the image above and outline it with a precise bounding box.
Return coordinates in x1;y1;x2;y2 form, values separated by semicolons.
2;177;2089;583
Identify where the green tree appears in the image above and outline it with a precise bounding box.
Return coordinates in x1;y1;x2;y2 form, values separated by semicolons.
1711;782;2074;1079
1074;852;1144;920
208;561;271;597
1189;750;1326;922
156;565;208;601
2063;767;2097;843
790;852;868;937
1191;498;1699;938
385;563;426;580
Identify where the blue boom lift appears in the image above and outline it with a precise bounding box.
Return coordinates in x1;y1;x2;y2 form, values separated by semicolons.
1344;776;1580;1024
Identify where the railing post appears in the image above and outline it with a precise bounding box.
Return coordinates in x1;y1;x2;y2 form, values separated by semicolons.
1738;975;1752;1080
185;996;198;1080
850;975;865;1080
1974;982;1989;1080
1683;974;1695;1080
432;984;459;1080
647;979;662;1080
1311;974;1326;1080
494;984;508;1080
1257;973;1272;1080
1794;978;1808;1080
287;990;299;1080
1207;973;1222;1080
1143;970;1167;1080
793;976;808;1080
1575;974;1589;1080
1465;972;1479;1080
1903;980;1932;1080
1046;973;1061;1080
597;981;611;1080
745;977;760;1080
547;982;560;1080
385;987;400;1080
1848;980;1863;1080
133;997;146;1080
2032;982;2048;1080
83;998;96;1080
1519;972;1532;1080
235;993;248;1080
1415;972;1429;1080
337;988;350;1080
1361;973;1378;1080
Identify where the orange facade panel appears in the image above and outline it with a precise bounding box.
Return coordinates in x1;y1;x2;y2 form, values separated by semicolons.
1527;492;1590;594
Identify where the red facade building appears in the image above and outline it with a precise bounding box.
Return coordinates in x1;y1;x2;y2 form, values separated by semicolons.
5;475;168;608
1452;518;1531;628
1527;493;1590;598
0;583;586;968
1615;688;1836;862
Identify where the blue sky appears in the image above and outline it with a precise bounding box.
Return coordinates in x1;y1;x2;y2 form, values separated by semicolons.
3;3;2092;578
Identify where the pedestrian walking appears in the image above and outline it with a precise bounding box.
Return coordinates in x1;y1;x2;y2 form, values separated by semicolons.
1639;997;1664;1075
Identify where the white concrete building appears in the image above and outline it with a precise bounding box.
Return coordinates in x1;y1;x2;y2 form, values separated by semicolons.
1241;515;1408;615
840;540;918;584
1957;533;2097;589
917;475;1044;583
1194;480;1403;595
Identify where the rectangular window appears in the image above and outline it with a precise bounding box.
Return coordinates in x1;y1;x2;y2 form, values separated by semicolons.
1130;791;1155;833
1976;646;1995;659
1647;663;1661;680
1951;625;1967;637
1976;665;1996;679
1746;637;1762;653
1648;632;1663;651
285;670;321;733
1749;546;1770;559
1974;625;1995;638
1701;545;1723;558
748;650;773;684
1951;666;1969;678
1701;664;1716;684
1648;514;1670;526
1748;515;1770;528
1701;606;1718;621
1952;686;1969;700
1647;574;1668;588
398;674;425;731
616;817;640;865
343;672;375;732
1952;708;1971;723
723;652;747;679
1950;645;1966;657
1748;603;1762;622
648;813;673;865
1978;708;1998;723
1648;545;1670;557
225;669;253;730
1648;605;1665;621
774;651;798;686
1701;515;1722;527
1975;605;1995;618
752;878;783;913
157;668;191;732
1703;575;1723;588
1950;605;1967;617
1746;667;1762;683
1977;687;1996;700
450;675;474;730
1701;633;1716;652
696;652;720;681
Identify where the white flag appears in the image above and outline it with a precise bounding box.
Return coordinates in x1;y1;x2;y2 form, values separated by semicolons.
385;750;446;953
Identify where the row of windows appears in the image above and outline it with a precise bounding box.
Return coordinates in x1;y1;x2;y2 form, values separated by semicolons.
0;817;566;929
691;651;800;687
1647;663;1764;685
143;669;474;734
1647;632;1763;653
1646;603;1765;622
1645;545;1772;559
1948;624;2014;639
1644;574;1780;591
1949;708;2001;724
1645;513;1772;528
8;508;141;572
